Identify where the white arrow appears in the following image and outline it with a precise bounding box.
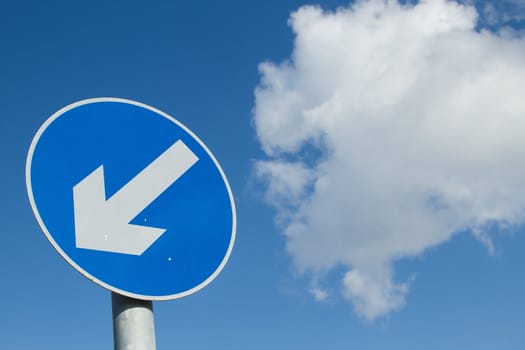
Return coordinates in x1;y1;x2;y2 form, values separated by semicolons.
73;140;199;255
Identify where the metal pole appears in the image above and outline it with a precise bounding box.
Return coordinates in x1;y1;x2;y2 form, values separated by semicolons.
112;292;157;350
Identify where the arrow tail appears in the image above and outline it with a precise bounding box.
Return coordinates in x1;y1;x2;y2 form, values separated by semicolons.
108;140;199;220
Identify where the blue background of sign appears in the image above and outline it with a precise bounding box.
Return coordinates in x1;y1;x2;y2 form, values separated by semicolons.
28;100;234;298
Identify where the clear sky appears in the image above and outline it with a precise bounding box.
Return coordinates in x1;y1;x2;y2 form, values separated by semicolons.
1;0;525;349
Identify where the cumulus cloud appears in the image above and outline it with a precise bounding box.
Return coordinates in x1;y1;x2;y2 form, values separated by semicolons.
253;0;525;320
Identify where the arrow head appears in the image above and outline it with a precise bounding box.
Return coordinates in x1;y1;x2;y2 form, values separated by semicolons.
73;165;166;255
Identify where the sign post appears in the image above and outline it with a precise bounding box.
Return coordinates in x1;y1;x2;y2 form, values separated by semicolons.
26;98;236;349
112;293;156;350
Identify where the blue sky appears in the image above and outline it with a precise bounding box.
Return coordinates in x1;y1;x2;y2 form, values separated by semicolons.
2;0;525;349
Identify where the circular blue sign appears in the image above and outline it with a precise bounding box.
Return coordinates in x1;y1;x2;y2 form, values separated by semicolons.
26;98;236;300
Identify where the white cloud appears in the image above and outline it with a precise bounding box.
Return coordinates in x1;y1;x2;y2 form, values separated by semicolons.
310;286;329;302
343;268;408;321
253;0;525;320
255;160;315;220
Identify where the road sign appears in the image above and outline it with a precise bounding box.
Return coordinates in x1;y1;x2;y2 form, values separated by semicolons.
26;98;236;300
